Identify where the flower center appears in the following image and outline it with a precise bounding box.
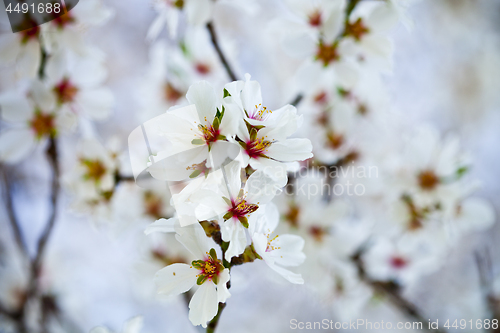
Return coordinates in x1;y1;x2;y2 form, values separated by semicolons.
81;159;107;182
245;138;272;159
326;131;344;149
192;249;224;285
164;82;183;102
345;18;370;41
195;62;211;75
309;225;328;243
30;111;56;139
53;13;75;29
316;41;340;66
198;124;220;145
285;204;300;228
308;10;322;27
21;26;40;44
144;191;164;219
171;0;184;9
390;256;408;269
230;198;259;219
417;170;439;191
266;234;280;252
314;91;328;105
248;104;272;121
54;78;78;104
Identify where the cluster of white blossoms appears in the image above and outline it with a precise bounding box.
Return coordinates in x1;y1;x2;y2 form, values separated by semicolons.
0;0;114;164
0;0;498;331
142;78;312;327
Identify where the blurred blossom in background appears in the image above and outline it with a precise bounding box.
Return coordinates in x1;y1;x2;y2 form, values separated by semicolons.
0;0;499;332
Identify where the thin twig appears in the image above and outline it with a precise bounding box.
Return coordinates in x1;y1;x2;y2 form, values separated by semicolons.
32;137;60;285
351;248;447;333
0;165;28;255
206;22;238;81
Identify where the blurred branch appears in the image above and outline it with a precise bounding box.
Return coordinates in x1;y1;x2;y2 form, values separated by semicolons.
1;165;28;255
351;248;447;333
474;249;500;332
31;137;60;283
206;22;238;81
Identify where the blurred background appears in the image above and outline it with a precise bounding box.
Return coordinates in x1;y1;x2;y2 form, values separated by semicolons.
0;0;499;332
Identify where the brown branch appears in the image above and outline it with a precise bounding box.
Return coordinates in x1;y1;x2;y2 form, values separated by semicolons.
351;248;447;333
206;22;238;82
1;165;28;255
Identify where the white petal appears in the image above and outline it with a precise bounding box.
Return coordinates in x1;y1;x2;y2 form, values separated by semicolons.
155;263;198;296
123;316;144;333
189;282;219;328
221;219;247;260
186;81;217;125
77;88;114;120
266;138;313;162
0;129;36;164
240;80;262;115
268;263;304;284
0;92;32;122
89;327;111;333
0;34;20;63
147;13;167;42
175;222;212;258
186;0;213;26
31;80;55;111
145;217;177;235
271;234;306;267
16;40;40;79
216;269;231;303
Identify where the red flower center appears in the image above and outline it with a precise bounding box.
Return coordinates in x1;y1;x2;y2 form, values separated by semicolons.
390;256;408;269
245;138;271;159
54;78;78;104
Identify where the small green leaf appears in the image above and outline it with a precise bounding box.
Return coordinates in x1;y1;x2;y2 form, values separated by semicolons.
456;166;468;178
238;216;249;228
197;274;208;285
209;248;218;261
212;273;219;285
213;116;220;132
223;88;231;98
191;260;205;269
223;211;233;220
189;169;202;178
250;127;258;141
191;138;204;145
222;197;232;206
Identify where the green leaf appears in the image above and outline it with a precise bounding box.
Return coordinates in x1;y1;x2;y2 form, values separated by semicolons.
238;216;249;228
191;138;204;145
249;127;258;141
197;274;208;285
456;166;468;178
189;169;202;178
213;116;220;132
222;196;232;206
209;248;218;261
223;211;233;220
212;273;219;285
223;88;231;98
191;260;205;269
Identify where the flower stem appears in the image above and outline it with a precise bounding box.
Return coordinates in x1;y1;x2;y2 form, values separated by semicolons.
206;302;227;333
206;22;238;81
